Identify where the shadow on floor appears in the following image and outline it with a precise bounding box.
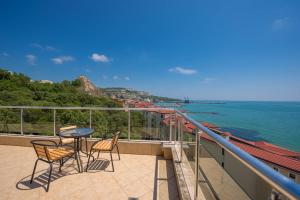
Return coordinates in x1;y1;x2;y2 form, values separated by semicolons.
86;159;110;171
16;157;84;192
16;167;67;192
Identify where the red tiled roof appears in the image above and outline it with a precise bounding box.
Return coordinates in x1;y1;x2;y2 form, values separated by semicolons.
200;129;300;173
127;100;154;108
149;109;175;114
229;135;256;146
231;140;300;173
201;122;218;129
254;141;300;158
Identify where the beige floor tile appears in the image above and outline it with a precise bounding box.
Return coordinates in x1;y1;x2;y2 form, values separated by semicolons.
139;190;155;200
122;179;152;198
0;145;179;200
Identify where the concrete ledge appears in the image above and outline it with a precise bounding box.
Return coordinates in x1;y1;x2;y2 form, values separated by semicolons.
162;142;174;160
171;146;192;200
0;134;163;156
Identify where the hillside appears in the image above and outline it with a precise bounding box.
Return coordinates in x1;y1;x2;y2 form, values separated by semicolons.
101;87;180;103
0;69;117;107
0;69;144;138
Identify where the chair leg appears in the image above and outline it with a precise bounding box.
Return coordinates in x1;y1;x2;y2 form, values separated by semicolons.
30;159;39;184
46;163;53;192
75;152;81;173
116;144;120;160
97;151;100;159
86;151;92;172
110;152;114;172
59;159;62;172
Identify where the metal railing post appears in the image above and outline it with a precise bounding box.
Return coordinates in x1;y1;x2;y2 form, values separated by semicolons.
20;108;23;135
194;129;200;200
89;109;92;128
180;119;183;162
128;110;131;140
53;109;56;136
89;109;92;138
169;114;173;142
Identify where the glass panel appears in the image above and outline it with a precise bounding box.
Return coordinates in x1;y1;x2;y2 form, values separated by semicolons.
56;109;89;129
0;108;21;134
197;132;291;200
176;117;295;200
22;109;53;135
130;110;169;140
182;122;196;172
91;110;128;139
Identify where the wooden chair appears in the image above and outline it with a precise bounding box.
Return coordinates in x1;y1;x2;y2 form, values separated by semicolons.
30;140;79;192
58;125;77;146
86;131;120;172
58;125;89;153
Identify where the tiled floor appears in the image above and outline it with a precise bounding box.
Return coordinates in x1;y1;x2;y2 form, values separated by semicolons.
0;145;179;200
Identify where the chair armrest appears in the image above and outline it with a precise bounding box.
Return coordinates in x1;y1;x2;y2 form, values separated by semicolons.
31;139;58;147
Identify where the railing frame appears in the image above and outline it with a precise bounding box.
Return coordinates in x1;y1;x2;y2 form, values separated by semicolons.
0;106;299;199
176;110;300;200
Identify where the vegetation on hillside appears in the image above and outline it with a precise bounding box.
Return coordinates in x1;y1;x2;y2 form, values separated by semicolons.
0;69;116;107
0;69;152;138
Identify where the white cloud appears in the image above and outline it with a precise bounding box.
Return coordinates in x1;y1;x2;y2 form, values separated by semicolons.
30;43;57;51
91;53;110;63
51;56;74;64
113;75;119;80
85;69;91;73
1;52;9;57
26;54;37;65
168;66;197;75
272;17;291;31
202;77;216;84
102;75;108;80
124;76;130;81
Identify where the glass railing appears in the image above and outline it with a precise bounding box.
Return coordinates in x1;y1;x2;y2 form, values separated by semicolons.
0;108;21;134
175;111;300;200
129;110;170;140
0;106;171;141
0;106;299;200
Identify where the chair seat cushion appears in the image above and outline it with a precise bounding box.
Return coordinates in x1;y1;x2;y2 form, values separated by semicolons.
61;138;74;144
93;140;112;151
48;147;74;161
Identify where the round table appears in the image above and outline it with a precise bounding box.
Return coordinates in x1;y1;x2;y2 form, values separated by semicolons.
59;128;94;172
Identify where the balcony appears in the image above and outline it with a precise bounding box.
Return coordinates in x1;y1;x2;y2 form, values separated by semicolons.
0;106;300;200
0;145;178;200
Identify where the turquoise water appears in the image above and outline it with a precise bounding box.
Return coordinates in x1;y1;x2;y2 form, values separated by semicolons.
159;101;300;152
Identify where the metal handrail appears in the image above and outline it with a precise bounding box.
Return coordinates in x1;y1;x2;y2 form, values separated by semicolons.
0;106;173;111
175;110;300;200
0;105;299;198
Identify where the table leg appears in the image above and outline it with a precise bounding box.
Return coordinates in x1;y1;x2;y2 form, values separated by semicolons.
74;139;81;173
76;138;83;173
79;137;95;162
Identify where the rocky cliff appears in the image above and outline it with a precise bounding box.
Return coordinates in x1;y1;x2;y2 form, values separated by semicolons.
79;75;101;96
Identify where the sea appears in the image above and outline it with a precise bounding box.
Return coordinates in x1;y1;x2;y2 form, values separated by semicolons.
157;101;300;153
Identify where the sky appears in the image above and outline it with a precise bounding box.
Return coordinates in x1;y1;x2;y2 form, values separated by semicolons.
0;0;300;101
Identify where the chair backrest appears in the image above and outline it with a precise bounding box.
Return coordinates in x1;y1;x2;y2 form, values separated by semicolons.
31;140;57;161
111;131;120;147
59;125;77;132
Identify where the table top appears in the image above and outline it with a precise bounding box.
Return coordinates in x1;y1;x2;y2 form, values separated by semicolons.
59;128;94;138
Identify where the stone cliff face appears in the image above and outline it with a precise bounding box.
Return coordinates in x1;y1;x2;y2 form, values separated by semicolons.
79;75;101;96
